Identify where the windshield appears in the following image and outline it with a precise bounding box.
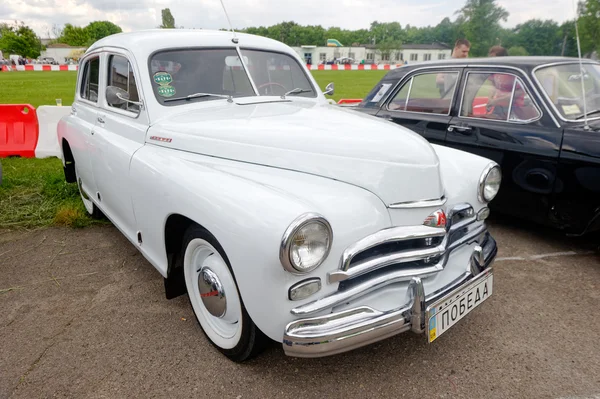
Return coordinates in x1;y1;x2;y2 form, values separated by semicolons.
149;48;316;105
535;63;600;121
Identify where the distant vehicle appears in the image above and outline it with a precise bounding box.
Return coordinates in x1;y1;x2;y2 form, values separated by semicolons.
353;56;600;236
58;29;499;362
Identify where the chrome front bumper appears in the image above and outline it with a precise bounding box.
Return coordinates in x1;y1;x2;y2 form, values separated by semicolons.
282;232;497;358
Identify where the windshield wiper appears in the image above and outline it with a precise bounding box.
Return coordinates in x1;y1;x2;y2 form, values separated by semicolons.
164;92;233;103
281;88;312;99
575;109;600;120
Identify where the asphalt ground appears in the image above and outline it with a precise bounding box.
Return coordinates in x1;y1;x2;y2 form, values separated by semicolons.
1;216;599;399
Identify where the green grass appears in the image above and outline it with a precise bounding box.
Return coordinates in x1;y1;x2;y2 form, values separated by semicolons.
0;70;385;228
0;157;106;228
311;70;388;101
0;71;77;107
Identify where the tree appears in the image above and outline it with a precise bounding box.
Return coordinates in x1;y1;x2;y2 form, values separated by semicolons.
160;8;176;29
85;21;122;42
0;21;43;58
578;0;600;55
511;20;561;56
59;24;91;46
455;0;510;57
508;46;528;56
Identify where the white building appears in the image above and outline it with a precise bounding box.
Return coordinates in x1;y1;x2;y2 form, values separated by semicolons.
292;43;452;65
41;43;87;64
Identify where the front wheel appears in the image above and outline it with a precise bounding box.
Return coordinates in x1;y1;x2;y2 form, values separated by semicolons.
181;225;268;361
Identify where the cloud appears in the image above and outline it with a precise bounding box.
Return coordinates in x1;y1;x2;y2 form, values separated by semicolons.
0;0;574;38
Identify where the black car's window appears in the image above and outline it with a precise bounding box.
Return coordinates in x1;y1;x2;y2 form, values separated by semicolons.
80;57;100;103
107;55;140;114
387;72;458;115
359;80;395;108
460;72;541;123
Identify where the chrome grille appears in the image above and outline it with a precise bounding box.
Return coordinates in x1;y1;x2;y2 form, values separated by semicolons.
328;204;479;285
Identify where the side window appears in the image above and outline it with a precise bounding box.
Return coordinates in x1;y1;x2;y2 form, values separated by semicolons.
387;72;459;115
107;55;140;114
80;57;100;103
460;72;541;122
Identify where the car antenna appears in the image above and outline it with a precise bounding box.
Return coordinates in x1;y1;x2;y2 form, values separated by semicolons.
219;0;238;44
573;0;590;130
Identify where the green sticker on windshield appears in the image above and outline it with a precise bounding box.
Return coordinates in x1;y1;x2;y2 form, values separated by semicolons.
154;72;173;85
158;85;176;97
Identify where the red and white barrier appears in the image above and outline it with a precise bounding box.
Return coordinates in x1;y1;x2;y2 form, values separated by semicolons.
1;63;406;72
35;106;71;158
1;64;78;72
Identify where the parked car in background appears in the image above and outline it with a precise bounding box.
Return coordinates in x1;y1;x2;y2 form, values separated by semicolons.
58;29;499;362
354;57;600;236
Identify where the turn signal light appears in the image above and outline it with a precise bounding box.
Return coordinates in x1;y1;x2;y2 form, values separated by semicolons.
423;209;447;228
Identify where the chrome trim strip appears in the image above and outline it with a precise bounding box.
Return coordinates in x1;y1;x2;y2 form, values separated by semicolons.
338;225;446;272
507;77;518;121
328;242;446;283
531;60;600;124
403;76;414;111
389;196;447;209
293;224;489;316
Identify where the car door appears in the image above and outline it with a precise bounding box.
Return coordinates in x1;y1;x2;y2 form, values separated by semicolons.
70;54;101;200
376;68;463;146
445;68;563;225
89;50;148;238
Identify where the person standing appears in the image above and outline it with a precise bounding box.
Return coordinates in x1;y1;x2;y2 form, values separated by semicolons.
436;39;471;95
451;39;471;59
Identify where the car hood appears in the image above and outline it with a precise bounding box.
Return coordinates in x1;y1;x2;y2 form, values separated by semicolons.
146;100;443;206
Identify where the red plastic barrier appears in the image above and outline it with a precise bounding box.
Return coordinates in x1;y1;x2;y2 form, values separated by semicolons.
0;104;39;158
338;99;363;104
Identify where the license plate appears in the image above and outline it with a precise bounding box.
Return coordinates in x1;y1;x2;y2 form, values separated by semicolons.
426;271;493;343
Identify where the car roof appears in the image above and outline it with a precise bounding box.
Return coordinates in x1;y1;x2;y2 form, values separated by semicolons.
85;29;293;60
383;56;600;80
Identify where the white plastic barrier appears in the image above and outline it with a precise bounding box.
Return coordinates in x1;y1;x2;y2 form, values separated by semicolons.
35;106;71;158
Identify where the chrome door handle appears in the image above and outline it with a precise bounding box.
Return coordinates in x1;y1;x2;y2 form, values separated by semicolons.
448;125;472;133
97;116;105;124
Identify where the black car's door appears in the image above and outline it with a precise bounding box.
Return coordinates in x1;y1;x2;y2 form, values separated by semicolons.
375;68;464;146
444;68;563;225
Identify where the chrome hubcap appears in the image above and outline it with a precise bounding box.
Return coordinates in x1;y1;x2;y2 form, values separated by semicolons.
198;267;227;318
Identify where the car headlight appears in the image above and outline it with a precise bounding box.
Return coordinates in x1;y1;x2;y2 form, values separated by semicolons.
478;163;502;203
280;213;332;274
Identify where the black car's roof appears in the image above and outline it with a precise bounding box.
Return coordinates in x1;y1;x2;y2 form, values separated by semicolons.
383;56;599;80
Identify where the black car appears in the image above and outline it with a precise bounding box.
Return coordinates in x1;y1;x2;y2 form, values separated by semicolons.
353;56;600;235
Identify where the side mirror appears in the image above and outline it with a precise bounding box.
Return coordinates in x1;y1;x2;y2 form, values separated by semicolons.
106;86;129;105
106;85;144;110
324;82;335;96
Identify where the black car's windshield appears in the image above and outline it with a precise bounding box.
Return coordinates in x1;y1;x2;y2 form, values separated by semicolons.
149;48;315;105
535;62;600;121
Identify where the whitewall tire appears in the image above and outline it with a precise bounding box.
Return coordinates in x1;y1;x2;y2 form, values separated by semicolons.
180;225;268;361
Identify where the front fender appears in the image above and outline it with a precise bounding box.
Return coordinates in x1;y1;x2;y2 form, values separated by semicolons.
129;145;391;342
432;144;496;213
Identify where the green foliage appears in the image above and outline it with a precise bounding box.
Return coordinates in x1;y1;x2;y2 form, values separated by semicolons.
160;8;176;29
0;22;42;58
59;23;91;46
578;0;600;55
510;20;561;56
508;46;529;56
455;0;509;57
85;21;122;43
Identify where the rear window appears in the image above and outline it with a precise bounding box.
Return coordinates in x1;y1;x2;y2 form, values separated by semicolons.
359;80;397;108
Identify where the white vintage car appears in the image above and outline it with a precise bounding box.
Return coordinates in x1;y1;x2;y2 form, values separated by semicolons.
57;29;500;361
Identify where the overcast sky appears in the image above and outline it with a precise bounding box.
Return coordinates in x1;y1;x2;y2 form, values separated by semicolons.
1;0;576;39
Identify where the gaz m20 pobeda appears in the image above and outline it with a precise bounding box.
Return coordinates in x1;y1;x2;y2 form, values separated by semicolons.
57;29;500;361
